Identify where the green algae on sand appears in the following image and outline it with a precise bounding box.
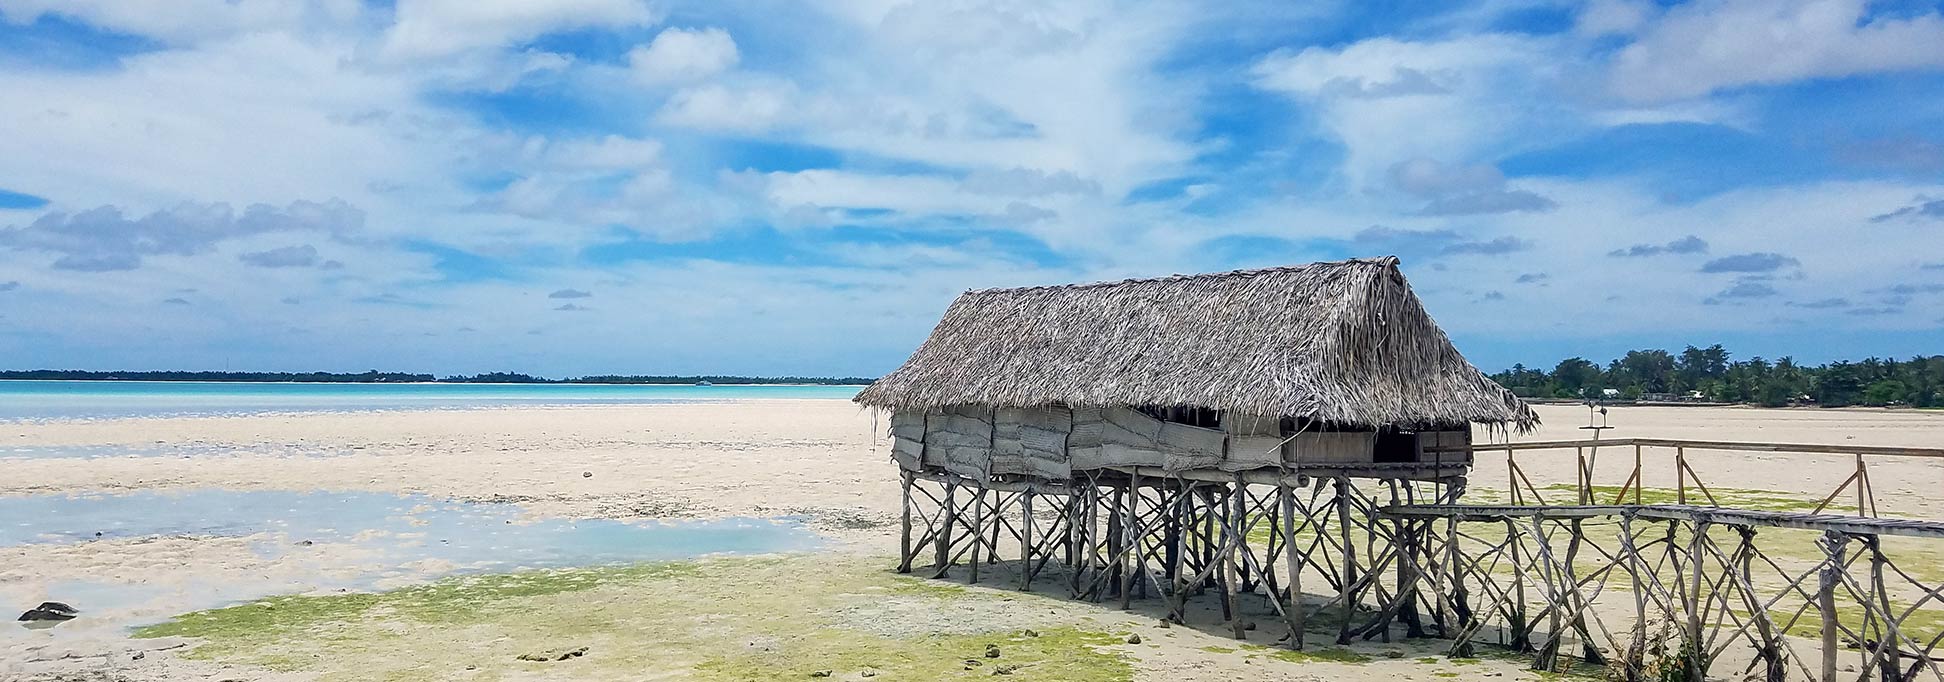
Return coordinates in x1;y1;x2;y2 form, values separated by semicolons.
135;555;1134;681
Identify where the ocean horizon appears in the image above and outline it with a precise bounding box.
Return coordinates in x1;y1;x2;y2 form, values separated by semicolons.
0;379;864;421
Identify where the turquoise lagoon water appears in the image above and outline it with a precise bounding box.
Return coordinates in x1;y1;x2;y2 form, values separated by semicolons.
0;380;862;421
2;490;820;632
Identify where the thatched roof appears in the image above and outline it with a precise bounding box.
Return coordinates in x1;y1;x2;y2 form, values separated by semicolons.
854;257;1536;431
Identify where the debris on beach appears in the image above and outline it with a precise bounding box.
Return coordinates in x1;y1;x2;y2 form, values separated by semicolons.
983;643;1001;658
18;601;79;628
516;646;588;662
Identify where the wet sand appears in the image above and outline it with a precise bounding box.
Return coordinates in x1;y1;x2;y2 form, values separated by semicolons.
2;401;1940;680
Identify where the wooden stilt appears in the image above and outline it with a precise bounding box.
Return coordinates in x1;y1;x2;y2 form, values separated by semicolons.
898;470;914;573
969;487;985;584
934;481;955;578
1019;490;1034;590
1280;483;1305;649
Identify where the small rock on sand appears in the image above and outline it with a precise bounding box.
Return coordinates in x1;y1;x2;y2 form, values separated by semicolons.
1125;634;1142;644
984;643;1001;658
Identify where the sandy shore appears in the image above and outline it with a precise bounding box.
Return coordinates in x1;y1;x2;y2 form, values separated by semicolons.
3;401;1941;680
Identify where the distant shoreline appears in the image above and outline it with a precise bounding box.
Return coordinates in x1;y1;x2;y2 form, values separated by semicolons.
0;372;875;386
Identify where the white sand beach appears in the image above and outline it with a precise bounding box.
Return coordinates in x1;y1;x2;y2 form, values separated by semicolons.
3;401;1941;680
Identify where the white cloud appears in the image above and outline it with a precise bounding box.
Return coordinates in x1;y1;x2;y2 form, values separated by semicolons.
628;27;739;85
0;0;361;44
1573;0;1654;37
656;81;795;132
1252;35;1567;189
382;0;657;59
1609;0;1944;102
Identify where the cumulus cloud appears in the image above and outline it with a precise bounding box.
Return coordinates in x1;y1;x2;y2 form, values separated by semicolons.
1387;158;1555;216
383;0;657;59
628;27;739;85
656;82;795;132
0;199;360;272
238;244;320;268
553;303;589;311
1700;252;1800;273
548;288;592;299
1609;0;1944;102
1870;197;1944;223
1609;235;1708;257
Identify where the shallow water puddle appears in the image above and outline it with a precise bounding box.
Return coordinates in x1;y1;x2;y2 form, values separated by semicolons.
0;489;818;647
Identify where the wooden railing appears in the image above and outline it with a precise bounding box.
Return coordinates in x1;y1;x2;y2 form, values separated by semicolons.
1433;438;1944;519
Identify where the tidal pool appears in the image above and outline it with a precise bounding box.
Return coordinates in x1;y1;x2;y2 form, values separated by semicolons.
1;489;819;645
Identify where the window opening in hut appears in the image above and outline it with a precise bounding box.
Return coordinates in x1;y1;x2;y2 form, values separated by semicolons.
1372;426;1419;463
1136;405;1222;430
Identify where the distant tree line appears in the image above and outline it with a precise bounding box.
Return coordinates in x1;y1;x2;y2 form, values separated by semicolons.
1491;345;1944;408
0;370;876;385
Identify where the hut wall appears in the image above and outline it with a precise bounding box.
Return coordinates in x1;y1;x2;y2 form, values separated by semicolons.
1099;407;1168;468
992;406;1073;479
1416;429;1472;465
1222;414;1285;472
889;411;926;471
927;405;995;480
1069;407;1106;470
898;404;1472;477
1282;431;1377;465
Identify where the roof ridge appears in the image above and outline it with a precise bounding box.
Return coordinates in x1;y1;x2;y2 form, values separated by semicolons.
962;256;1401;295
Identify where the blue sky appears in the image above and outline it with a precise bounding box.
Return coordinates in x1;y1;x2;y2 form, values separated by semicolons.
1;0;1941;377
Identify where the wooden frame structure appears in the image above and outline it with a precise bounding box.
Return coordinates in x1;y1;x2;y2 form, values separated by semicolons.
1383;504;1944;681
896;463;1469;649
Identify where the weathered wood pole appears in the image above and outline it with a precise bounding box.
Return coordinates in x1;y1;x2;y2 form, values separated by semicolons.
1336;476;1358;645
898;470;915;573
934;481;956;578
969;487;985;584
1019;489;1034;590
1684;519;1706;681
1228;476;1247;639
1818;530;1844;682
1119;470;1140;610
1281;483;1306;649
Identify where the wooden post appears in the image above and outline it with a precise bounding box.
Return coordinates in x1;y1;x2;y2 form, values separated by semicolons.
1170;483;1192;622
1869;536;1900;680
1621;514;1646;680
968;487;986;584
1507;517;1529;651
1676;446;1687;505
1280;483;1305;649
1632;444;1643;505
1818;531;1844;682
898;471;915;573
1119;470;1139;609
934;481;955;578
1336;477;1358;645
1854;454;1868;517
1576;446;1589;504
1228;476;1247;640
1105;484;1124;600
1684;519;1706;681
1019;489;1034;590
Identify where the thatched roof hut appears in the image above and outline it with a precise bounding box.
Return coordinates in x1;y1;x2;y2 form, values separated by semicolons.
856;257;1535;433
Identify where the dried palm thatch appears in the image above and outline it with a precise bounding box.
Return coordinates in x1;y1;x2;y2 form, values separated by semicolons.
855;257;1536;432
